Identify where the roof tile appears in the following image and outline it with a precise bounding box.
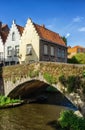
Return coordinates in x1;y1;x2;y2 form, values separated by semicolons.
34;23;66;46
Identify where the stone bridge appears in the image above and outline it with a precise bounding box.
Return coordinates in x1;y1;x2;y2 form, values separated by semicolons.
0;62;85;115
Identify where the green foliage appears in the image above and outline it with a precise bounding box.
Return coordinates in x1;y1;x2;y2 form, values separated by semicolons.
61;36;67;45
68;53;85;64
29;70;39;78
59;74;67;86
43;72;57;84
0;95;21;106
59;74;81;93
82;70;85;78
58;110;85;130
67;76;76;93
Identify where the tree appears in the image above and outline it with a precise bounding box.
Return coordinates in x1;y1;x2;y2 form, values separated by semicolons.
68;53;85;64
61;36;67;45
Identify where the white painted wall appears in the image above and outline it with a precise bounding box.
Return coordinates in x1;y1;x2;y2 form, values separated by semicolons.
0;36;4;62
19;18;40;64
5;21;21;65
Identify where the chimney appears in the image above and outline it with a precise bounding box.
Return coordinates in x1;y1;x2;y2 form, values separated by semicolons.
42;24;45;28
0;21;2;31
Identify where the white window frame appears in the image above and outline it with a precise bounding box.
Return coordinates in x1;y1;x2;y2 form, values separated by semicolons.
26;44;32;55
15;45;19;56
7;46;12;56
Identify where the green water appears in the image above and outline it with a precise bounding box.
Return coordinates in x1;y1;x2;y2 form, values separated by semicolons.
0;104;67;130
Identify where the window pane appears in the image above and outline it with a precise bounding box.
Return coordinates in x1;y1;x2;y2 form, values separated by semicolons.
15;45;19;56
58;48;61;57
12;32;15;41
51;46;54;56
7;46;12;56
62;49;65;58
26;44;32;55
44;45;48;55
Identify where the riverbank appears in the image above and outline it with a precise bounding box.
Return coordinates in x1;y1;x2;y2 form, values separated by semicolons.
0;95;23;109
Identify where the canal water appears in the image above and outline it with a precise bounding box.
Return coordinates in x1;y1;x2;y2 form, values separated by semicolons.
0;86;78;130
0;104;67;130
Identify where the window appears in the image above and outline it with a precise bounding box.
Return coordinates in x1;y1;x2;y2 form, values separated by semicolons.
62;49;65;58
7;46;12;56
57;48;61;57
44;45;48;55
15;45;19;56
26;44;32;55
0;52;3;61
12;32;15;41
51;46;54;56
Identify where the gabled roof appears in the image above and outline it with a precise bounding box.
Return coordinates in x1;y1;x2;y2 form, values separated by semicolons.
0;31;8;43
0;23;9;43
33;23;66;46
16;24;24;35
68;45;85;53
2;24;9;33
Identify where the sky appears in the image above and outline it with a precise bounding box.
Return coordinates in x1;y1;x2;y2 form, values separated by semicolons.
0;0;85;47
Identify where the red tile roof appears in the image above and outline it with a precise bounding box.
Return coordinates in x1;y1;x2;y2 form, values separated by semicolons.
1;31;8;43
16;25;24;35
0;24;9;43
34;23;66;46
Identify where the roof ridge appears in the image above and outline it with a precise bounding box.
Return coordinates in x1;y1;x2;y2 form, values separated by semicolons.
34;22;59;36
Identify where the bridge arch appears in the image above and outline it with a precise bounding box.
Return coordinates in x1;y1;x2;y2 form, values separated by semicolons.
8;79;49;99
2;62;85;115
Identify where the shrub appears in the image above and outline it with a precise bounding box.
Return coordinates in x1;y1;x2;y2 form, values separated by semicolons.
58;110;85;130
0;95;21;106
43;72;57;84
59;74;67;86
82;70;85;78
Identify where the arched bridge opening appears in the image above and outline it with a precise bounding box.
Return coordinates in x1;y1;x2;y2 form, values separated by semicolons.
8;79;77;110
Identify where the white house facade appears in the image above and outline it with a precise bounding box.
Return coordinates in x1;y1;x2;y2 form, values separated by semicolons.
5;20;24;65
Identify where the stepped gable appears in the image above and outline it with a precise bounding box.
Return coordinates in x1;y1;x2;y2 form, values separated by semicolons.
33;23;66;46
16;24;24;35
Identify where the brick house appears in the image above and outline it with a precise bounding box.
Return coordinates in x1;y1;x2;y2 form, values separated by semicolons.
68;46;85;58
19;18;67;64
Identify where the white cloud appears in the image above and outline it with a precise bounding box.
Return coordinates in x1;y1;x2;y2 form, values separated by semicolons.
66;33;70;38
78;27;85;32
73;16;84;22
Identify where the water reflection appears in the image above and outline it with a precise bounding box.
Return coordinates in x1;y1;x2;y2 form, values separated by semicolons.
0;104;67;130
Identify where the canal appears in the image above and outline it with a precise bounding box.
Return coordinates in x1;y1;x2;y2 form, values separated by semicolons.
0;85;77;130
0;104;67;130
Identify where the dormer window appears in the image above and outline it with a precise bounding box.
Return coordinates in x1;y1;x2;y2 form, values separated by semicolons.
12;32;15;41
26;44;32;55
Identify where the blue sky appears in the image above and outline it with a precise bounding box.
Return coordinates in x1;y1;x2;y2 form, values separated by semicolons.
0;0;85;47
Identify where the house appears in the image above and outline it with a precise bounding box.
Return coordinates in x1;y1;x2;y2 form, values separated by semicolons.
68;45;85;58
0;21;9;65
5;20;24;65
19;18;67;64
